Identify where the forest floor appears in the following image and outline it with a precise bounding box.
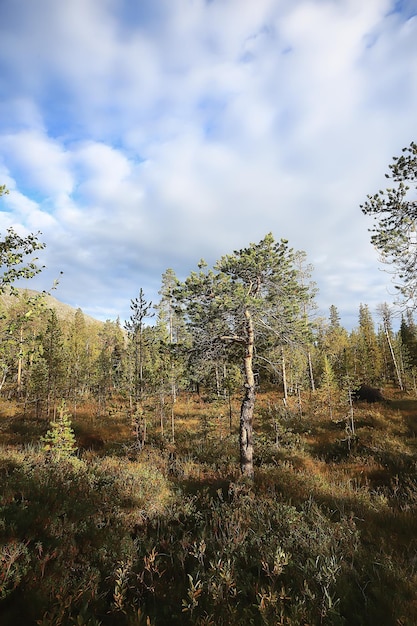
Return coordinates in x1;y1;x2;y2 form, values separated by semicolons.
1;389;417;625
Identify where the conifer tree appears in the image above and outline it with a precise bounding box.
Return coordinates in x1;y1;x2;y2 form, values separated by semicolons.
320;305;350;386
177;233;314;478
2;291;48;399
65;308;91;409
353;304;382;385
124;289;154;406
94;320;125;413
399;312;417;392
361;141;417;308
156;269;182;344
156;269;189;402
41;401;77;460
41;309;66;416
400;312;417;368
316;355;339;420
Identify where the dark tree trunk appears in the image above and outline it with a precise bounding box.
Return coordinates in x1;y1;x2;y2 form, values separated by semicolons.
240;308;255;478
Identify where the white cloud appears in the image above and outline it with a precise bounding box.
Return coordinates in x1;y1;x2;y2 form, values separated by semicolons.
0;0;416;327
1;130;73;197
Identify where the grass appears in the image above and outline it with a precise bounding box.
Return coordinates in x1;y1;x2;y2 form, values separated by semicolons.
1;388;417;624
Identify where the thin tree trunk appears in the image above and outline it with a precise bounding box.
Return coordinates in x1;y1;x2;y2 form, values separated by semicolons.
159;394;165;437
215;364;221;397
308;349;315;392
348;387;355;437
297;385;302;417
171;404;175;443
385;325;404;390
228;391;233;434
0;369;8;394
282;347;288;404
17;327;23;397
240;308;255;478
171;366;177;403
142;418;147;447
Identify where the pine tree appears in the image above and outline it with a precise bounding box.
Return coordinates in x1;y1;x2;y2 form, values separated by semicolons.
177;233;314;478
156;269;189;403
399;312;417;393
361;141;417;308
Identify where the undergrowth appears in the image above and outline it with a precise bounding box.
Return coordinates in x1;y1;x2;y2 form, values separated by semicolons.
1;391;417;624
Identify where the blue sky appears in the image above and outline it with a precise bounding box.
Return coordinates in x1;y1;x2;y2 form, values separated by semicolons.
0;0;416;329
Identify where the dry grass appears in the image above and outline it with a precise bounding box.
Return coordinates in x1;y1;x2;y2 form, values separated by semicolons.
2;388;417;624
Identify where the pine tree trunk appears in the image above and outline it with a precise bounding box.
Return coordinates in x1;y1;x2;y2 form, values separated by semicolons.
240;308;255;478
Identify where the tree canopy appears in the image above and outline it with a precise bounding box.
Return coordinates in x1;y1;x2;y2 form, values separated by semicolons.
361;141;417;308
0;185;45;293
177;233;314;477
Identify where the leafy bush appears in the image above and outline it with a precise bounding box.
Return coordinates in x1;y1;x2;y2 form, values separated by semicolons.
0;446;173;625
102;483;359;625
2;389;417;625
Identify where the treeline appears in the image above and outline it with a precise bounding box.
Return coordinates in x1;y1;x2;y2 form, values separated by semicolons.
1;284;416;417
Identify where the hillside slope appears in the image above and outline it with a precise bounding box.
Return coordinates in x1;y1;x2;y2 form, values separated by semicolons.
0;288;102;326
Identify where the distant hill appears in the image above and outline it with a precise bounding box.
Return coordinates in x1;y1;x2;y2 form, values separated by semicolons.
0;288;102;326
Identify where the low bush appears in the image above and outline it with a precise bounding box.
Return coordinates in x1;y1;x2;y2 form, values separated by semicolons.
2;389;417;624
0;446;173;625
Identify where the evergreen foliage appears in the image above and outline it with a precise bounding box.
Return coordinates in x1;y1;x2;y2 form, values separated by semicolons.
124;288;154;404
177;233;314;477
361;141;417;308
41;402;77;459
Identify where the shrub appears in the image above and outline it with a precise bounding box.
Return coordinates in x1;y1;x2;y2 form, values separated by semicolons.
0;445;173;625
41;402;77;460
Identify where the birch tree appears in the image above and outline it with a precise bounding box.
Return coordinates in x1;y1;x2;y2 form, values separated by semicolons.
0;185;46;396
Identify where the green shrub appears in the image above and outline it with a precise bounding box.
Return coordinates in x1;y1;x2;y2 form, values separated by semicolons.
0;446;173;625
41;402;77;460
108;483;360;625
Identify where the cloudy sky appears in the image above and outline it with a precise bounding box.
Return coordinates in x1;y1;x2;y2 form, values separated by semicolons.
0;0;416;329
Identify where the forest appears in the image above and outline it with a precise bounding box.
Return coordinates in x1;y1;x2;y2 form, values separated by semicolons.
1;143;417;625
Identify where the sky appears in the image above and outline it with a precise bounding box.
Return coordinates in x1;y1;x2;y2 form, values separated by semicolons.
0;0;416;330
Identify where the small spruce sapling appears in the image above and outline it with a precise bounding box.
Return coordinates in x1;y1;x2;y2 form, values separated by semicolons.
41;402;77;460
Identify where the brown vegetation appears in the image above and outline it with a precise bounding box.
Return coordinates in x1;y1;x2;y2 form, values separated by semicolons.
1;388;417;625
